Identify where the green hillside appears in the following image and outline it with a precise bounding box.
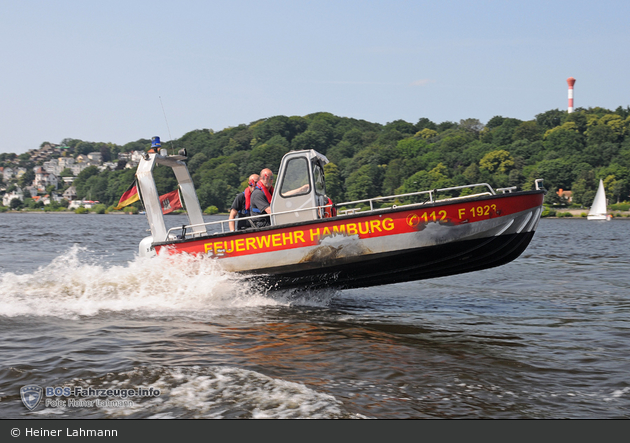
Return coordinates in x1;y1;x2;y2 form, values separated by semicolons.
3;106;630;212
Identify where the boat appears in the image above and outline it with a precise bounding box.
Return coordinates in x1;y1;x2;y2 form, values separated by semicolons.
135;138;546;291
587;179;612;221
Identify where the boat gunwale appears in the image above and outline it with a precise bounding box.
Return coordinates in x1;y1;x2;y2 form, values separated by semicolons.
151;189;545;248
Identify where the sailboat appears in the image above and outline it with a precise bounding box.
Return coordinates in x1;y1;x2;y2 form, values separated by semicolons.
587;179;612;221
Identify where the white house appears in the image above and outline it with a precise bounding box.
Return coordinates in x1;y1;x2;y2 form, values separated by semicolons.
34;167;58;191
63;185;77;201
98;162;117;171
87;152;102;164
2;187;24;206
68;199;100;209
40;193;63;205
42;157;75;176
71;163;90;176
2;167;14;182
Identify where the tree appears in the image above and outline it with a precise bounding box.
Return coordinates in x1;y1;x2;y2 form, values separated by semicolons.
291;130;327;154
10;198;22;210
99;144;112;162
543;127;585;158
324;162;344;203
571;178;596;207
486;115;505;129
415;128;438;139
381;159;405;196
534;158;576;190
586;124;618;145
187;153;208;174
384;119;416;136
512;121;542;142
18;168;35;188
479;150;515;174
492;118;523;146
247;136;290;175
436;121;458;132
73;166;101;199
196;179;235;213
252;115;308;144
535;109;565;130
399;163;452;196
544;186;562;206
564;111;588;133
345;164;381;201
397;138;426;159
459;118;484;134
415;117;437;131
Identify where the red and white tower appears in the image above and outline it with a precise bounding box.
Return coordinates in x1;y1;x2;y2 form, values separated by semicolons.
567;77;576;113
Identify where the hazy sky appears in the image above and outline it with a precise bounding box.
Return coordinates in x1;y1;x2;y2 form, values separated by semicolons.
1;0;628;154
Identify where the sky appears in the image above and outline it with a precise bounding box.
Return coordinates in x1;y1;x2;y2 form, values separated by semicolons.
1;0;629;154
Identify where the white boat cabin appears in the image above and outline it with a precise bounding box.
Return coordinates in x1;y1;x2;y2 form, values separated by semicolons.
136;147;332;245
270;150;331;225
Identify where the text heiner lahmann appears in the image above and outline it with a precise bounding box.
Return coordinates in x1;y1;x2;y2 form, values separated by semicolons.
25;428;118;437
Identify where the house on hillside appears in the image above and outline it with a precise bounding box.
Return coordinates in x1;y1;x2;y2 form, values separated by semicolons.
63;185;77;201
68;199;100;209
15;167;27;179
87;152;102;164
557;188;573;203
40;193;63;205
2;187;24;206
25;186;38;198
99;162;117;171
34;167;58;191
70;162;90;176
1;167;12;182
43;157;75;176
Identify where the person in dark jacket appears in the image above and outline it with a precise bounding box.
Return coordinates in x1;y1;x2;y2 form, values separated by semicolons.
250;168;274;228
228;174;259;231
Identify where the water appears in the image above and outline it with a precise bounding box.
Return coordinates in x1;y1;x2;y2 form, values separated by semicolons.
1;213;629;418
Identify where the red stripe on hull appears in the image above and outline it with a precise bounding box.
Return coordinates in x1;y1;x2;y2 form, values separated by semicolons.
154;192;544;260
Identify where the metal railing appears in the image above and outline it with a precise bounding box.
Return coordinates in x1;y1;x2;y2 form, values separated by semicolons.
163;181;498;241
164;204;335;240
335;182;495;214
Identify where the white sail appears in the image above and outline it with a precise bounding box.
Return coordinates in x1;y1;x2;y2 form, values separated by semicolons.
587;179;611;221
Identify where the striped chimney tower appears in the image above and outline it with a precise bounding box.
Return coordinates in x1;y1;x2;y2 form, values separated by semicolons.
567;77;576;113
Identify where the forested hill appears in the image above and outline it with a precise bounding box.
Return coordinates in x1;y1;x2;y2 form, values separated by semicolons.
40;107;630;211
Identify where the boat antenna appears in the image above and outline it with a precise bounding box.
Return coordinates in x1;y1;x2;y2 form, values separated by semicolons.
159;96;176;154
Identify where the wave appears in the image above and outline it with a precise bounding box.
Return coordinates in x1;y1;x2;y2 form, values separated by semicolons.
0;246;337;319
28;365;355;419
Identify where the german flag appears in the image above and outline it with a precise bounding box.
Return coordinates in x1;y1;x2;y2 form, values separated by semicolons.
114;181;140;210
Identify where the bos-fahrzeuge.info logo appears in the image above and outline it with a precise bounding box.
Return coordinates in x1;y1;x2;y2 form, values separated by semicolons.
20;385;161;410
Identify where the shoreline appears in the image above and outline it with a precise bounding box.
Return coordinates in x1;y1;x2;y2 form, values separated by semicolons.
546;208;630;219
0;210;230;216
2;209;628;219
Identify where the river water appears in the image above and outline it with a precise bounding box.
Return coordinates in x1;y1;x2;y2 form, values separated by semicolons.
0;213;628;419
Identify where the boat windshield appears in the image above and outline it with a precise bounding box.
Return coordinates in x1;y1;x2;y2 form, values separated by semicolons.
279;157;310;197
